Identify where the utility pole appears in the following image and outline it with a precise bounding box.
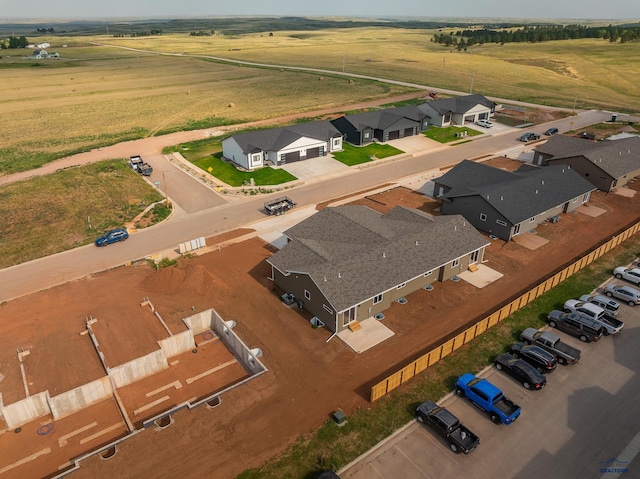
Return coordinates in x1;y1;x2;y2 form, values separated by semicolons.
572;95;577;112
342;51;347;73
469;71;475;95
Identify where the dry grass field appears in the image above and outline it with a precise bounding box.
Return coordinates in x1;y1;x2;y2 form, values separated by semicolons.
0;39;414;174
0;160;163;267
101;28;640;113
2;27;639;176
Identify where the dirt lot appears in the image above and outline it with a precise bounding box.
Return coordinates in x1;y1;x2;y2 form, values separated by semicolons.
2;164;640;479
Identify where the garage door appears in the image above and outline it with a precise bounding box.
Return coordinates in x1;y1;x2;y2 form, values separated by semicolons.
388;130;400;140
464;115;475;123
306;147;322;159
283;151;301;163
404;127;415;137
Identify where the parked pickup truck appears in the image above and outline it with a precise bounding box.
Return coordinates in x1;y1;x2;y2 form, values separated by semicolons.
129;155;153;176
564;299;624;335
454;373;521;425
416;401;480;454
520;328;581;365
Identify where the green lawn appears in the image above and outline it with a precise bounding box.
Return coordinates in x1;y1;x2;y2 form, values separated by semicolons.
333;143;403;166
424;126;483;143
192;154;296;187
237;233;640;479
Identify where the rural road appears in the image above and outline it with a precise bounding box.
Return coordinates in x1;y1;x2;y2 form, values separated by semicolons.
0;109;615;303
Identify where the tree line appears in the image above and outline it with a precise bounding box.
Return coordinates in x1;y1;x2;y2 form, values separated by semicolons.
1;36;29;49
433;24;640;50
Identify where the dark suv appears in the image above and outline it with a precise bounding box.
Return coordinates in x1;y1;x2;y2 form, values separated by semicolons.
510;343;557;373
546;311;604;342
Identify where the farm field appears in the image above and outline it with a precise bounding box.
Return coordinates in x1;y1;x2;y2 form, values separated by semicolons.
0;41;415;175
3;25;640;177
99;28;640;113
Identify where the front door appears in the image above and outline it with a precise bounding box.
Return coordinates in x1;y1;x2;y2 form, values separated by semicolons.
470;249;480;264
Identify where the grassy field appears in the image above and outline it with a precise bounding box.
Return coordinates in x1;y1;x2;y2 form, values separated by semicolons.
0;160;163;268
2;27;639;177
101;29;640;113
0;38;415;175
238;233;640;479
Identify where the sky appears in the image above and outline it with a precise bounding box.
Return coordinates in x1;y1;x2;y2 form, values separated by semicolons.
2;0;640;21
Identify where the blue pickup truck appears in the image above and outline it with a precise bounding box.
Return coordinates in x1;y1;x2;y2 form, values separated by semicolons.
455;373;521;425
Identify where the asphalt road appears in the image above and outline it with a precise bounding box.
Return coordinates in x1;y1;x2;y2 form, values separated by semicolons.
339;280;640;479
0;109;618;302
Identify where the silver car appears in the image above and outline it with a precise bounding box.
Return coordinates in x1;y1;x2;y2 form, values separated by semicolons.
605;284;640;306
613;267;640;286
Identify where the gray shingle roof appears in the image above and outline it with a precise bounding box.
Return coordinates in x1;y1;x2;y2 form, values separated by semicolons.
438;160;596;224
536;135;640;179
226;121;341;154
268;206;489;312
425;94;495;115
340;105;427;131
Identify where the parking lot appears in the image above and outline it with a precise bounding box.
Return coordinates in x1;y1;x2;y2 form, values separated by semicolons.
340;277;640;479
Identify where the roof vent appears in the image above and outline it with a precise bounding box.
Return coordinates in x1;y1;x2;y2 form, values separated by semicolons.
324;276;327;282
338;273;341;279
454;225;457;231
541;180;545;185
415;241;419;246
486;194;490;200
500;195;504;201
535;189;538;194
382;252;386;258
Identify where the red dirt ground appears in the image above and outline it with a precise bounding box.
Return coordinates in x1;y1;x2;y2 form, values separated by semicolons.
2;168;640;479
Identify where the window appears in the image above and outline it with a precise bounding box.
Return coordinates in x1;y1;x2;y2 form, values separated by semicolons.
496;219;507;226
424;270;432;277
304;290;311;300
397;283;406;289
332;138;341;148
323;304;333;314
373;293;383;305
364;132;370;139
529;216;536;223
480;213;487;221
582;193;590;203
451;259;459;268
572;197;578;203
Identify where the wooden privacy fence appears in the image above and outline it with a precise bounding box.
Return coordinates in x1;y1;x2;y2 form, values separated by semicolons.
370;220;640;402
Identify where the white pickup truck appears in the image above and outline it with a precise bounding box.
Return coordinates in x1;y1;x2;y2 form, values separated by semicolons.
564;299;624;335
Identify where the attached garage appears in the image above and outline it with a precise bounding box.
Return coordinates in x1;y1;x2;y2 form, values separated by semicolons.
306;147;323;159
388;130;401;140
282;151;301;164
464;115;475;123
404;127;415;137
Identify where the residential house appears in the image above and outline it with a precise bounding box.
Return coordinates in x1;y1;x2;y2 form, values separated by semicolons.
533;135;640;192
267;205;489;333
222;120;343;170
433;160;596;241
330;105;428;146
418;94;495;127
